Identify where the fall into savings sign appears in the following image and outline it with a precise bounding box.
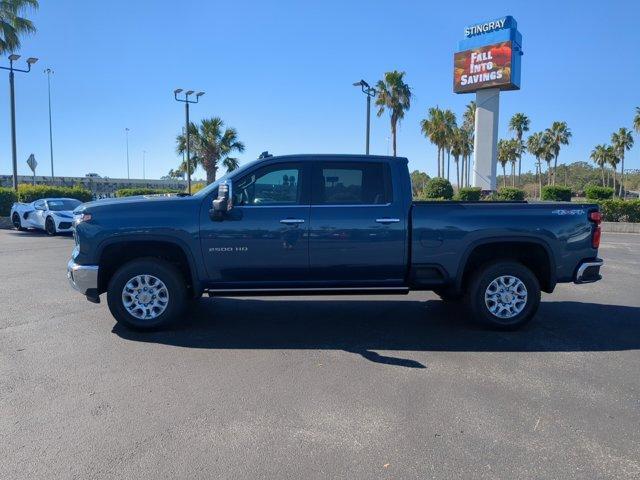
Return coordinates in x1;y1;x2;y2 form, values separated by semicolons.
453;41;513;93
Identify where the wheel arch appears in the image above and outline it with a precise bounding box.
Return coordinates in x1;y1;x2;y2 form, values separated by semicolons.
96;236;201;298
456;236;556;294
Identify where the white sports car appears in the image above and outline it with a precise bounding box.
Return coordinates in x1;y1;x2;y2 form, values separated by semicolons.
10;197;82;235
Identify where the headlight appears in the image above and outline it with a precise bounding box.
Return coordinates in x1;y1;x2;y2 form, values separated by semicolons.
74;213;92;225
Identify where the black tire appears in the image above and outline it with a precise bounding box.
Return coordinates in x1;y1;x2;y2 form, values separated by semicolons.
465;260;540;330
433;287;463;302
107;258;187;330
12;212;25;231
45;216;57;236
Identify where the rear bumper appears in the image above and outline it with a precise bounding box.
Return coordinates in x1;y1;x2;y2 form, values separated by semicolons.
574;258;603;284
67;259;99;297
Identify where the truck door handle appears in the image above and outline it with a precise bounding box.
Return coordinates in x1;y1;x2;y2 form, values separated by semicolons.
376;218;400;224
280;218;305;224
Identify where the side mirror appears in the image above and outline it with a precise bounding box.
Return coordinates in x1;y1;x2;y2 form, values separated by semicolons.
211;182;232;220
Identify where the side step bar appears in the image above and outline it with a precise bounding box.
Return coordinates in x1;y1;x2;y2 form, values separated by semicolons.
205;286;410;297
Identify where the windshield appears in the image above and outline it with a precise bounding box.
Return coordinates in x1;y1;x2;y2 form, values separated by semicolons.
47;199;82;211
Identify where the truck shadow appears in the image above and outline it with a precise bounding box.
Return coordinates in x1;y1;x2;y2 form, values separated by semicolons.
113;297;640;369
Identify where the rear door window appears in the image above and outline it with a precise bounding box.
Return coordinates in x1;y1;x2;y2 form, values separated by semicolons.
312;162;392;205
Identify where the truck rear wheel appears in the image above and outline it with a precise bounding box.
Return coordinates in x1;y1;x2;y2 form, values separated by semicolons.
107;258;187;330
465;260;540;330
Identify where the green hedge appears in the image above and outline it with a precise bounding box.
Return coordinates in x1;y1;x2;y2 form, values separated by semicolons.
497;187;525;201
600;199;640;223
0;187;18;216
584;185;614;200
17;184;93;203
541;185;572;202
455;187;482;201
422;178;454;200
115;188;180;197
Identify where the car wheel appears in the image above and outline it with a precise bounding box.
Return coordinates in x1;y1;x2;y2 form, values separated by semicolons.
45;216;57;236
12;212;25;231
107;258;187;330
465;260;540;330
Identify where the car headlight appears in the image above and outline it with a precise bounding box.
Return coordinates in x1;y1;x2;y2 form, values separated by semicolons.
74;213;92;225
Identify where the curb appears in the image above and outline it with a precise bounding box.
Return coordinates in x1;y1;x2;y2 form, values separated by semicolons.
602;222;640;234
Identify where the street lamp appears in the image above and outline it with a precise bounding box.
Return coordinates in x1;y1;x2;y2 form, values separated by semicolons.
1;54;39;190
353;79;376;155
44;68;54;178
174;88;205;194
125;128;130;179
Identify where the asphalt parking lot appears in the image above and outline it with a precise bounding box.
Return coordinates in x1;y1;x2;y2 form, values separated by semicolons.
1;229;639;479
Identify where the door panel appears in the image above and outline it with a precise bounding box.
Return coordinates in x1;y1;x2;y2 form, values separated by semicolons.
199;162;310;285
309;161;406;284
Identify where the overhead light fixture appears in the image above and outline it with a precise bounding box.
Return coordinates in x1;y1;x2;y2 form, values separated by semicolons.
185;90;195;96
196;91;205;97
174;88;183;95
8;54;21;61
26;57;39;65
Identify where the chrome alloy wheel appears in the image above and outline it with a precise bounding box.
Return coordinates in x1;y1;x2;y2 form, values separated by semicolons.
121;274;169;320
484;275;528;319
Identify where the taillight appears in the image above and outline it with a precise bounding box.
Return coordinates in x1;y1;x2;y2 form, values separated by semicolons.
589;210;602;248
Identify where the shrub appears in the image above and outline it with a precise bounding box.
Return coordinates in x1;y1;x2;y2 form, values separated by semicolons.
17;184;93;203
190;183;206;194
115;188;179;197
584;185;614;200
497;187;526;201
0;187;18;216
422;178;454;200
599;199;640;223
455;187;482;201
541;185;572;202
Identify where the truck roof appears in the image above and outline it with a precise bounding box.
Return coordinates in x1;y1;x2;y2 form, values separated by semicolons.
261;153;408;162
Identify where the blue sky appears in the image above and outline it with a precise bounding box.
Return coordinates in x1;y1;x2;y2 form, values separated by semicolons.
1;0;639;180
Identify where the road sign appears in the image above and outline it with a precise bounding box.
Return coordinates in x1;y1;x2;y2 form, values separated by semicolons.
27;154;38;173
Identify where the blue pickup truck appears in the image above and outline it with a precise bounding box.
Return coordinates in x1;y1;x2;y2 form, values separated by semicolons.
68;154;603;331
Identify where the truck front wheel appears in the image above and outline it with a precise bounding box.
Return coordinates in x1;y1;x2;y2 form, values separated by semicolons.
107;258;187;330
465;260;540;330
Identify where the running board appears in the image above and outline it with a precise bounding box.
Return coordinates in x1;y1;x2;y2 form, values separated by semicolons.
204;286;410;297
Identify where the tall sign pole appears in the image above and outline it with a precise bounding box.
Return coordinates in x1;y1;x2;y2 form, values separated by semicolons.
453;16;523;192
45;68;55;178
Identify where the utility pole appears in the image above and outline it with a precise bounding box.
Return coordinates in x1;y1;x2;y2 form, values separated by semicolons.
174;89;205;194
1;55;39;190
45;68;54;177
125;128;130;179
353;80;377;155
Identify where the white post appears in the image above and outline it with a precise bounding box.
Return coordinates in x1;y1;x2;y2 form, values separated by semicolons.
472;88;500;191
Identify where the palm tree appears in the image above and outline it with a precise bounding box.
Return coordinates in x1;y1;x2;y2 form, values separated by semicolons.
497;140;508;187
634;107;640;133
459;127;473;187
176;117;245;184
611;128;634;198
508;113;530;183
450;127;465;188
420;107;446;178
375;71;411;157
527;132;545;197
443;109;457;181
544;121;572;185
0;0;38;54
590;144;608;187
606;145;620;197
462;102;476;186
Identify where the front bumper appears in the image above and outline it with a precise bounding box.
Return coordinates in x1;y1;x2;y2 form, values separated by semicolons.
67;259;99;297
574;258;603;284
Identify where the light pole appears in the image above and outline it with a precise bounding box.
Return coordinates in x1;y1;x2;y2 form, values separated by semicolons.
44;68;54;178
353;79;376;155
1;54;38;190
142;150;146;180
174;89;204;194
125;128;130;179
